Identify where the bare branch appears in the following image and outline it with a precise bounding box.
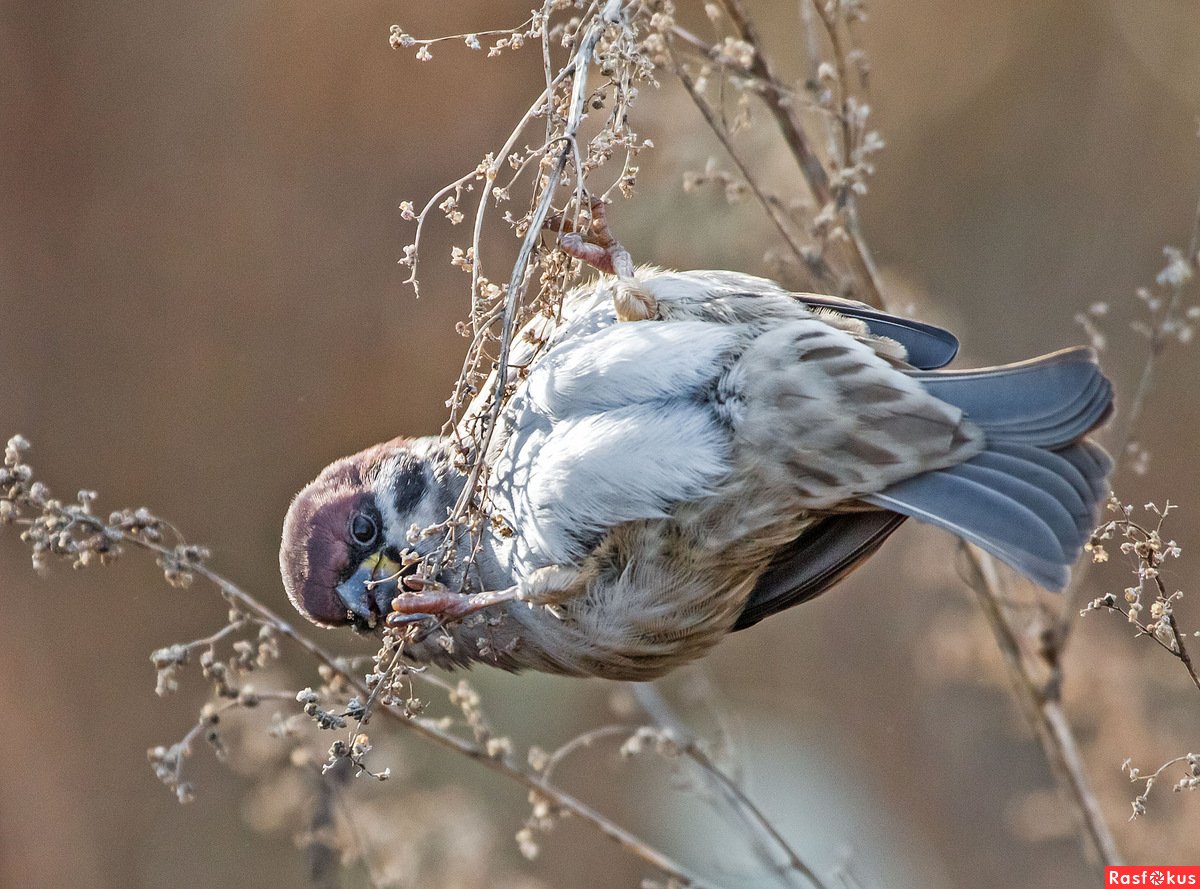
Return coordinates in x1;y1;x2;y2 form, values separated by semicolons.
961;546;1123;867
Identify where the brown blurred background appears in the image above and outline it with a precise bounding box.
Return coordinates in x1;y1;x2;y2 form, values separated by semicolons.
2;1;1199;887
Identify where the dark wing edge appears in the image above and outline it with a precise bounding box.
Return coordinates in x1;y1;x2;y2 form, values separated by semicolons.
795;294;960;370
732;512;908;631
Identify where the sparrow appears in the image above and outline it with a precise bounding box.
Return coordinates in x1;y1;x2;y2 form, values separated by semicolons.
280;267;1113;680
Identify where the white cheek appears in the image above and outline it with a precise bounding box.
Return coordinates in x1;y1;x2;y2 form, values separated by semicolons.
375;457;447;552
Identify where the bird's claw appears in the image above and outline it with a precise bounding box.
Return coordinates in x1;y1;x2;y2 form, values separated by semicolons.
401;573;446;593
385;611;437;627
545;197;635;278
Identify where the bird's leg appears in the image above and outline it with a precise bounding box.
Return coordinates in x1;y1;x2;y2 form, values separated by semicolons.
387;581;521;627
386;565;585;628
545;198;658;321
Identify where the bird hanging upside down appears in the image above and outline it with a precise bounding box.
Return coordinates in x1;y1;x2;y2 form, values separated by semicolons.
280;242;1113;680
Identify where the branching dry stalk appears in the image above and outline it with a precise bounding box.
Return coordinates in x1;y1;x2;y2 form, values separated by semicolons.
955;201;1196;844
441;1;627;562
671;53;828;286
1082;499;1200;695
1062;201;1200;823
950;188;1200;854
1120;753;1200;820
1078;497;1200;819
0;436;722;889
388;0;667;600
1110;196;1200;466
712;0;885;306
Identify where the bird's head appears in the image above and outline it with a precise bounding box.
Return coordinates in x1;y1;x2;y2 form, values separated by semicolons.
280;437;452;633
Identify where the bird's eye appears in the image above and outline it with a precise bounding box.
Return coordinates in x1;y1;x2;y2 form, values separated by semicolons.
349;512;378;546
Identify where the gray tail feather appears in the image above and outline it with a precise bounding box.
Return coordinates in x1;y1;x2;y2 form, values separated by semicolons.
864;349;1114;590
911;347;1113;448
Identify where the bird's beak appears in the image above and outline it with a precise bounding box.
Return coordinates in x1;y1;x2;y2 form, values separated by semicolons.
336;551;403;629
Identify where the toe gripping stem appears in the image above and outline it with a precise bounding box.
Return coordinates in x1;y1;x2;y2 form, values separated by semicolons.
545;198;657;321
545;197;634;278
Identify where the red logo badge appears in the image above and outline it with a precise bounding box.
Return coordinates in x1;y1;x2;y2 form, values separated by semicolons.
1106;868;1200;886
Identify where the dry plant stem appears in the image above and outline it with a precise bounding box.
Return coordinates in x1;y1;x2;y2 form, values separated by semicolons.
541;725;634;783
704;0;1118;864
693;1;1118;862
807;0;852;168
715;0;885;309
1169;616;1200;693
700;0;1118;859
1080;502;1200;692
697;0;1120;860
466;63;574;322
796;0;838;162
1;449;706;885
1058;194;1200;636
329;784;390;889
667;25;820;114
1112;544;1200;692
632;684;831;889
1114;196;1200;456
443;0;625;554
120;540;716;888
672;57;828;288
1093;601;1200;693
963;546;1123;867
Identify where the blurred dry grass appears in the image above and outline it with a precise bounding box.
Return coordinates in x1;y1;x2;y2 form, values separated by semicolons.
1;1;1199;887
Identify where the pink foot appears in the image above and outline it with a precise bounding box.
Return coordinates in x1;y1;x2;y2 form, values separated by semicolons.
387;582;521;628
546;198;634;277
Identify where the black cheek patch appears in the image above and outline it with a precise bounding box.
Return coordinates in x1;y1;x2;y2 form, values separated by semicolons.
391;456;428;516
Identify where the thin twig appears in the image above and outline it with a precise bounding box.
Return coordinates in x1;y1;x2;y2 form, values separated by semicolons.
807;1;852;169
1058;190;1200;642
132;537;718;888
443;0;625;558
632;684;831;889
714;0;885;309
1112;194;1200;458
3;459;715;887
795;0;837;162
691;6;1121;867
1167;613;1200;693
961;546;1123;867
668;25;829;116
672;56;831;289
1096;603;1200;693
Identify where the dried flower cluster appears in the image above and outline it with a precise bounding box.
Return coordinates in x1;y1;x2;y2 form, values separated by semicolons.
1077;202;1200;476
377;4;681;665
368;4;898;763
1122;754;1200;819
5;435;787;886
1083;499;1196;669
1081;498;1200;819
387;1;892;636
668;0;885;297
